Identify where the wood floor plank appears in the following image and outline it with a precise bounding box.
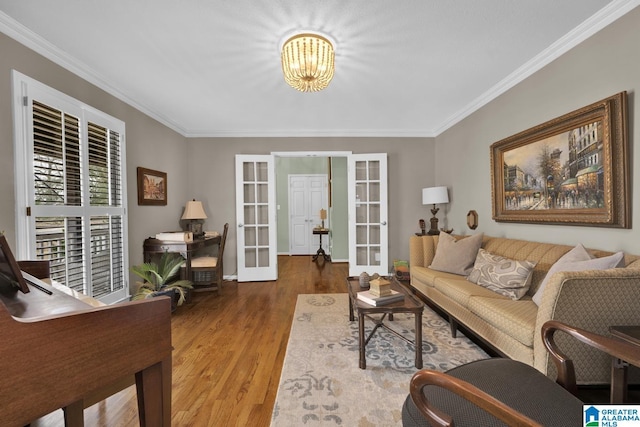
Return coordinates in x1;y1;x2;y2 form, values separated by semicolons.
30;256;347;427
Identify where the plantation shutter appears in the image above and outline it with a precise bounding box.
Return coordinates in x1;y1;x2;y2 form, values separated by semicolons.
17;74;128;303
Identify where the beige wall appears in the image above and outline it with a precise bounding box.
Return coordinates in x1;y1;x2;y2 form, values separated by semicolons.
0;33;189;284
435;6;640;254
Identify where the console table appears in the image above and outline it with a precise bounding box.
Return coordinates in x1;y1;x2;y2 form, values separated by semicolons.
143;235;221;281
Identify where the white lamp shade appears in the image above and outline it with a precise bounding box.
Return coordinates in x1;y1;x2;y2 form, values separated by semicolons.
422;186;449;205
181;200;208;220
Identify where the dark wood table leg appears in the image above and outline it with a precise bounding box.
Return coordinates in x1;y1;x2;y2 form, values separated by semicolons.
312;234;323;261
348;296;354;322
415;311;423;369
611;357;628;403
359;311;366;369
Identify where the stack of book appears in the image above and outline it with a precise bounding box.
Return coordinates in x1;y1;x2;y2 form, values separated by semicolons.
155;231;193;242
357;289;404;306
394;260;410;281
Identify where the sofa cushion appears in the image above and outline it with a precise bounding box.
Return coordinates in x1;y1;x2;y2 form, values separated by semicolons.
467;249;536;300
480;238;577;295
467;296;538;347
429;233;483;276
532;245;624;306
411;266;468;288
434;276;508;308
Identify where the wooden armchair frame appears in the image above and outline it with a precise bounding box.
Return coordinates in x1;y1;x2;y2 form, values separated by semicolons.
409;320;640;427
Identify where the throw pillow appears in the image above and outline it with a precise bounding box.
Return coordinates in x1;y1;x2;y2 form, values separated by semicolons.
429;232;484;276
532;245;624;306
467;249;537;300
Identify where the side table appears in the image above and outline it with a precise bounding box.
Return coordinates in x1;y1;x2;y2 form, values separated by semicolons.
609;325;640;403
312;228;331;262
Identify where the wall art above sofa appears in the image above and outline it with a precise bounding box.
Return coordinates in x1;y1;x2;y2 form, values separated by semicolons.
490;91;629;228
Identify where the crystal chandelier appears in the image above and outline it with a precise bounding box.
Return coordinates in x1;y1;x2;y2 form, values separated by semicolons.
281;33;335;92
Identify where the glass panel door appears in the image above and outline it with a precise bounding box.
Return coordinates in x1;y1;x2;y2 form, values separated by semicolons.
348;153;388;276
235;155;277;281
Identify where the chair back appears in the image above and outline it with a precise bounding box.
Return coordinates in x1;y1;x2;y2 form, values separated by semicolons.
218;223;229;266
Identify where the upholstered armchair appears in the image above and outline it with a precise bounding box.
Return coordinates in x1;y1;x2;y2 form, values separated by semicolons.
403;321;640;427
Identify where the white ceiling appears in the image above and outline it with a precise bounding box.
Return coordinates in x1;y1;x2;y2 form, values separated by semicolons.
1;1;637;138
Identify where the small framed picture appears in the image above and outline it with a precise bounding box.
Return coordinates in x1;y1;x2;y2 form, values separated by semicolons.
137;167;167;206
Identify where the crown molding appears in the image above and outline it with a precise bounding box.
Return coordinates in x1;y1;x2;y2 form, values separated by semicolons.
434;0;640;136
183;128;437;138
0;11;187;136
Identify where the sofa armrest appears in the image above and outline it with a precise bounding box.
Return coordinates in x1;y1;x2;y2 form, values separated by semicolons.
533;268;640;381
410;235;437;269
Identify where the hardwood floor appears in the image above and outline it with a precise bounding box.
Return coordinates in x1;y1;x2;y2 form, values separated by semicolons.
29;255;637;426
32;256;348;427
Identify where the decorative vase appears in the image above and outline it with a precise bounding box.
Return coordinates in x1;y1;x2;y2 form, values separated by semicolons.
359;272;370;288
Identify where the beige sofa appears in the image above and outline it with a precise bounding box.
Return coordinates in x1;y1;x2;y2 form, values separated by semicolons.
409;234;640;384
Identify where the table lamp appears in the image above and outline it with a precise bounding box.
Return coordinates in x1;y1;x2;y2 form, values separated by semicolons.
181;199;207;238
320;209;327;229
422;186;449;235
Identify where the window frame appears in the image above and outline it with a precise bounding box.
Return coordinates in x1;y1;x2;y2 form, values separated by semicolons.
11;70;129;304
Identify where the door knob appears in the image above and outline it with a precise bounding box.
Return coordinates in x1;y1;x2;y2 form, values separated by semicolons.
381;221;387;226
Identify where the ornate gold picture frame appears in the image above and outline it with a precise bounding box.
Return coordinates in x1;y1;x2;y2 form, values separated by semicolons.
490;92;629;227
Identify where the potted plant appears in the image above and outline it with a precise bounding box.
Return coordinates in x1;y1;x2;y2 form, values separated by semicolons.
131;251;193;310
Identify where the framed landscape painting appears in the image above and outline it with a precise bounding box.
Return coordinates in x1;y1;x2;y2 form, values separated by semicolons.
490;92;629;228
137;167;167;206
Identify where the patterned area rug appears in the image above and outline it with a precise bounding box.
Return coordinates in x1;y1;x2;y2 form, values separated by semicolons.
271;293;489;426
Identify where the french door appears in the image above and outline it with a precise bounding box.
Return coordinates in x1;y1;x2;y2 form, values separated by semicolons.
235;155;277;282
348;153;388;276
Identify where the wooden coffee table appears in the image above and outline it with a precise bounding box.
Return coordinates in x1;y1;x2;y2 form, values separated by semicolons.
346;276;424;369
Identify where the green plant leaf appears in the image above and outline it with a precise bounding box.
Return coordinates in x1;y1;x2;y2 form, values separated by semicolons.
131;251;193;305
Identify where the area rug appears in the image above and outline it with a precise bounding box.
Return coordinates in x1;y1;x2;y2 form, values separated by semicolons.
270;293;489;426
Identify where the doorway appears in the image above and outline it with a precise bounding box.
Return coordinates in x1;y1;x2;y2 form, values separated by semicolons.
235;152;388;281
288;174;329;255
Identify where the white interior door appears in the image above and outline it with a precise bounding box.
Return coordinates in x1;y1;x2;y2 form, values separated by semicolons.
235;155;277;282
289;174;328;255
348;153;388;276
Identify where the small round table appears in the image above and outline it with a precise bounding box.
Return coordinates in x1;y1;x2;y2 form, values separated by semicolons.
312;228;331;262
